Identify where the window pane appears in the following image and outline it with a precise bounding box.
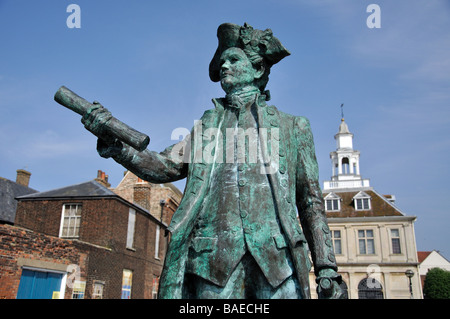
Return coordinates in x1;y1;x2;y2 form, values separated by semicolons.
358;230;365;238
356;199;362;210
155;225;161;259
121;270;133;299
359;239;366;254
93;282;104;299
334;230;341;238
127;209;136;249
332;199;337;210
72;281;86;299
367;239;375;254
366;230;374;238
363;198;369;209
326;200;332;211
334;239;342;254
391;229;399;237
392;238;401;254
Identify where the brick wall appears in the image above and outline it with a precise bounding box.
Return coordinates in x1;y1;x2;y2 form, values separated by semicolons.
8;196;167;299
0;224;86;299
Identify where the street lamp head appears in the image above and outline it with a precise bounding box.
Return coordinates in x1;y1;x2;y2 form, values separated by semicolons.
405;269;414;278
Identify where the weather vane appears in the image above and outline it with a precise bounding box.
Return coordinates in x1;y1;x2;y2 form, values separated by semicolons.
340;103;344;120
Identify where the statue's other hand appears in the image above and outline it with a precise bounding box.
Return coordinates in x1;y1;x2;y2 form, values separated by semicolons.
96;137;123;159
316;268;346;299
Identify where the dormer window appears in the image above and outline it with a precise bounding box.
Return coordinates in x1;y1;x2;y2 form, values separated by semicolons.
324;192;341;211
353;191;371;210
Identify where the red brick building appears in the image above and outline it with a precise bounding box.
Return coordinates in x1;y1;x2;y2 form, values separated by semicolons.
0;170;181;299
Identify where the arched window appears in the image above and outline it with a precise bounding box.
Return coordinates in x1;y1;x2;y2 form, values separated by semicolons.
342;157;350;174
358;278;384;299
339;280;349;299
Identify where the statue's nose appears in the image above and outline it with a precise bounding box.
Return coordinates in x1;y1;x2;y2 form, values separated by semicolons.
221;60;231;70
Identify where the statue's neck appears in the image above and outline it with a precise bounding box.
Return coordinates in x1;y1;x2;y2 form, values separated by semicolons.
225;85;260;107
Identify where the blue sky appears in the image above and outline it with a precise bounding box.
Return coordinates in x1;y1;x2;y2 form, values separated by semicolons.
1;1;449;258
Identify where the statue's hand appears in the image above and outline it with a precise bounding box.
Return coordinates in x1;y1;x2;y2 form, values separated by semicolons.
81;101;112;138
81;102;122;158
316;268;345;299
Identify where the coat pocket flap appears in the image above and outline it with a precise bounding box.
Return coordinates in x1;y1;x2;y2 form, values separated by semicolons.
273;234;288;249
191;237;217;252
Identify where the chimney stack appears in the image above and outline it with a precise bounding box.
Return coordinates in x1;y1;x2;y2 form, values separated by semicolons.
133;183;151;211
16;169;31;187
95;170;111;188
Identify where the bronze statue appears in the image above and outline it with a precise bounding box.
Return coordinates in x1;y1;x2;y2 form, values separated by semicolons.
55;22;343;299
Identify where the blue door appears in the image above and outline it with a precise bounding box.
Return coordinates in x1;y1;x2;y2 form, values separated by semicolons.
16;269;63;299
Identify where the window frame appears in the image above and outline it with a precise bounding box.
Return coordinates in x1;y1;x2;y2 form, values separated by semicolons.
126;208;136;250
92;281;105;299
121;269;133;299
155;225;161;259
331;229;342;255
59;203;82;239
390;228;402;254
353;192;371;211
324;192;341;212
358;229;376;255
152;276;160;299
71;280;86;299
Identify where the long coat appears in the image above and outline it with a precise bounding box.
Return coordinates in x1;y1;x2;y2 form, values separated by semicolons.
115;95;338;299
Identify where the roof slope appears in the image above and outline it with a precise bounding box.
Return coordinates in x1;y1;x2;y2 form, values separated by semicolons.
0;177;38;223
16;180;117;200
323;189;404;218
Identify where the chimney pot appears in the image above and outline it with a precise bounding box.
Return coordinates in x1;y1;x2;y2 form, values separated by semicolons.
95;170;111;188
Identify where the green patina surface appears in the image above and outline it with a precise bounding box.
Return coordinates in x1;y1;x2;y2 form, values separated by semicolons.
56;22;344;299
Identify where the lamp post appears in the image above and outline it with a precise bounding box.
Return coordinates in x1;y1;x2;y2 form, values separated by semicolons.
405;269;414;299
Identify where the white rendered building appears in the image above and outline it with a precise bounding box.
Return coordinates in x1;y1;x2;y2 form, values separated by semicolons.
309;118;423;299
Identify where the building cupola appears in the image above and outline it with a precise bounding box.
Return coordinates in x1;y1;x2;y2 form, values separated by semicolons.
323;117;370;190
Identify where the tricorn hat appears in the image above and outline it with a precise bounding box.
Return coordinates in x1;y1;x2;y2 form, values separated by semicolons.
209;23;291;82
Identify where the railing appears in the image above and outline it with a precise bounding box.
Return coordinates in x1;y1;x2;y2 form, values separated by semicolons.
323;179;370;190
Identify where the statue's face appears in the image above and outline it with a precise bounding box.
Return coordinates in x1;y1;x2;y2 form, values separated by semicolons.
219;47;258;94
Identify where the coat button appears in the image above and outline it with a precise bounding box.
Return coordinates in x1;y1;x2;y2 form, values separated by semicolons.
238;179;246;187
328;253;336;263
240;210;248;218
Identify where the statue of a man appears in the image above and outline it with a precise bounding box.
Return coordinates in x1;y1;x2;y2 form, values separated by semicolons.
82;23;343;299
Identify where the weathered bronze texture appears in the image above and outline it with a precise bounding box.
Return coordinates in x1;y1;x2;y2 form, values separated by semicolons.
55;22;344;299
54;86;150;152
